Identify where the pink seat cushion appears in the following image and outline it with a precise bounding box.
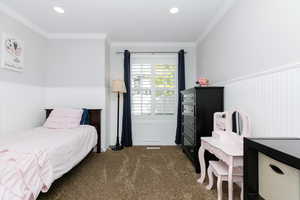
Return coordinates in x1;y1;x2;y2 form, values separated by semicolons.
43;108;83;129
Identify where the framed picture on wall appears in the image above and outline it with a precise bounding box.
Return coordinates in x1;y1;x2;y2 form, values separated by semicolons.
1;33;24;72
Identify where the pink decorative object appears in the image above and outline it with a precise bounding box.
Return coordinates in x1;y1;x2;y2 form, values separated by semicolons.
197;78;209;86
43;108;83;129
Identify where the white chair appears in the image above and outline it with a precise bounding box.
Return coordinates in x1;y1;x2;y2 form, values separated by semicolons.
206;161;243;200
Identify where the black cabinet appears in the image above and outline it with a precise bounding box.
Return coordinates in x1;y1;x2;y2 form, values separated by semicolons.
181;87;224;173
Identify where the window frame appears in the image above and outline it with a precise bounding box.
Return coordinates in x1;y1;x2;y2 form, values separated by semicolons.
130;54;178;120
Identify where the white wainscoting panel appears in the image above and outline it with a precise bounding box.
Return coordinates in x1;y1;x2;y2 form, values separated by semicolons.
221;64;300;138
0;81;45;135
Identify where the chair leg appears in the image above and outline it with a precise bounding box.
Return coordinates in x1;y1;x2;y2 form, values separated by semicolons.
206;166;214;190
240;182;244;200
217;176;222;200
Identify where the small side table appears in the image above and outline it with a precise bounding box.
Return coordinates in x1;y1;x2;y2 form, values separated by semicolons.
198;137;243;200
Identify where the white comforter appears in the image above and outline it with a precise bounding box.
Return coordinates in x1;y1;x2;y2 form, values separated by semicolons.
0;125;98;199
0;149;52;200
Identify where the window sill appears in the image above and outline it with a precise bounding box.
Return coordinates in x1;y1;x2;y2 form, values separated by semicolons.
132;116;177;123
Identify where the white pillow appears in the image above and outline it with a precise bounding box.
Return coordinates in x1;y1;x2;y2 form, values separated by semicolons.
44;108;83;129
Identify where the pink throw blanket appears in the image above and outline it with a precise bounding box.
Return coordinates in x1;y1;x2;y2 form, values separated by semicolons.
0;149;53;200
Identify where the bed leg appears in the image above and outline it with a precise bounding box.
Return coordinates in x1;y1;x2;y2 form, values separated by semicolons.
97;144;101;153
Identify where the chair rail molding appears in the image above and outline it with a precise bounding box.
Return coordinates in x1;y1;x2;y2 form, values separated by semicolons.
213;62;300;86
215;62;300;138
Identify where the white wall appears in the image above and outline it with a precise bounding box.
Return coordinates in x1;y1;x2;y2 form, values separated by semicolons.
0;82;45;135
45;39;106;87
0;10;46;135
0;12;46;85
0;8;111;150
44;38;109;150
109;42;196;146
197;0;300;83
196;0;300;137
104;39;111;148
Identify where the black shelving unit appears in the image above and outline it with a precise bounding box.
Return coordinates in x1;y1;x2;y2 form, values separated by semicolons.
181;87;224;173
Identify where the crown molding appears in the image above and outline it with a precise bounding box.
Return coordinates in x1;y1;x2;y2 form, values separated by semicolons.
47;33;107;40
195;0;237;45
111;41;196;48
0;2;48;38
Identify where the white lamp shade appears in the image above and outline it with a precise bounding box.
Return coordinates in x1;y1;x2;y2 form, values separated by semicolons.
112;80;127;93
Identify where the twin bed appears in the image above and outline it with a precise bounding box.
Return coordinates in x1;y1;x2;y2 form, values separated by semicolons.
0;109;101;200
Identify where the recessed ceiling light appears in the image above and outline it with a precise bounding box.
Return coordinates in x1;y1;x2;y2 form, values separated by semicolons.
53;6;65;14
169;7;179;14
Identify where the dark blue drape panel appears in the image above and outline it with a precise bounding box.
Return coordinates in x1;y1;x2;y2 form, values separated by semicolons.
121;50;133;147
175;49;186;144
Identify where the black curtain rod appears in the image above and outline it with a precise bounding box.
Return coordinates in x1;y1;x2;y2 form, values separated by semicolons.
116;51;187;54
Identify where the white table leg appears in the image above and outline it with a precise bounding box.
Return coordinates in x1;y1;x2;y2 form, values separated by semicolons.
217;177;222;200
206;166;214;190
197;145;206;184
228;158;233;200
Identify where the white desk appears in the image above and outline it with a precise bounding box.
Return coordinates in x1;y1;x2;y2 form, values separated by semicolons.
197;136;243;200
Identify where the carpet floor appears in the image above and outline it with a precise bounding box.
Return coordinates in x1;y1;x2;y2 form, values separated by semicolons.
38;146;239;200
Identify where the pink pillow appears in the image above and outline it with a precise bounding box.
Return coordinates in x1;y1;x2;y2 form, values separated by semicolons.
44;108;83;129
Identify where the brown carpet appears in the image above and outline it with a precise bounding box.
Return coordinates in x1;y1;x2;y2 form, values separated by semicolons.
38;146;238;200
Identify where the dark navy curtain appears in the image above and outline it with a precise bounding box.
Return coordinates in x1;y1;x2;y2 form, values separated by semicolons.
175;49;186;144
121;50;133;147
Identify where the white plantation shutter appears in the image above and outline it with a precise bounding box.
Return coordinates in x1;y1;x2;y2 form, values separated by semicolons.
154;64;177;115
131;64;152;116
131;57;177;117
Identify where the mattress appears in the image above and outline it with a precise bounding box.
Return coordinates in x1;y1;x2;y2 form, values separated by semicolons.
0;125;97;181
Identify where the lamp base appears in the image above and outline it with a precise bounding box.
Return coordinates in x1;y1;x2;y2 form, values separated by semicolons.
111;144;124;151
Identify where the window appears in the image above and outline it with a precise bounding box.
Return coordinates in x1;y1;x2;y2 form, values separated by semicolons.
131;56;177;117
131;64;152;115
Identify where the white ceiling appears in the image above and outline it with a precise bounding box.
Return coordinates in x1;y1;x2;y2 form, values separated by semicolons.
1;0;224;42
